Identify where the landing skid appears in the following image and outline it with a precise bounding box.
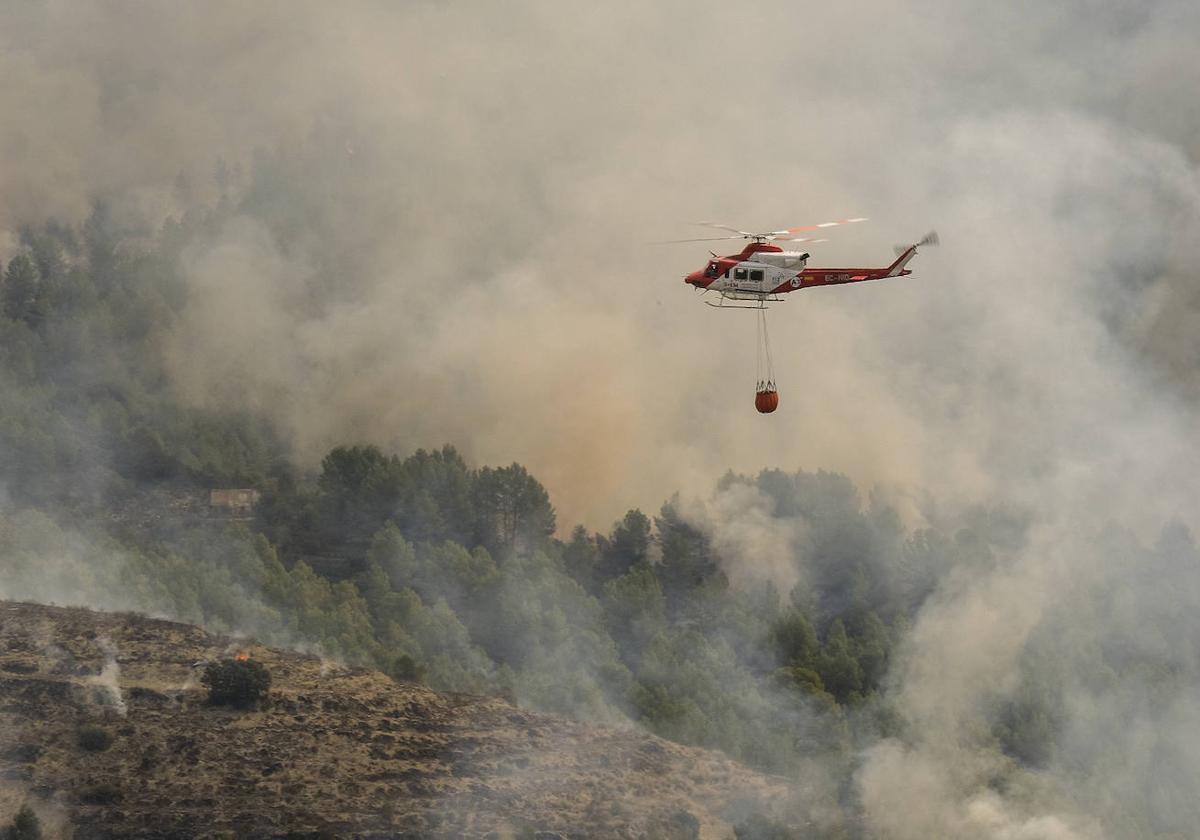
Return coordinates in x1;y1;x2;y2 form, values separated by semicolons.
704;293;784;310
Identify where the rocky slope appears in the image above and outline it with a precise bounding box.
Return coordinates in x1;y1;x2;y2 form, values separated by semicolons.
0;602;802;839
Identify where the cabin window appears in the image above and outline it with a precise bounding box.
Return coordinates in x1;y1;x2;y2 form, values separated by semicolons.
734;268;747;280
750;269;764;283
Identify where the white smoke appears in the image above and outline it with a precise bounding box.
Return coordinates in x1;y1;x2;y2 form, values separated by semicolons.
675;482;806;595
2;2;1200;836
85;636;126;716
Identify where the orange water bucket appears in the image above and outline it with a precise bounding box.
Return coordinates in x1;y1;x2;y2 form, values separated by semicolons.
755;388;779;414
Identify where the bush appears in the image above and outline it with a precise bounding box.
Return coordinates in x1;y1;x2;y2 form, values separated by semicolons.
390;653;425;683
734;814;796;840
77;725;114;752
201;658;272;709
4;804;41;840
79;784;122;806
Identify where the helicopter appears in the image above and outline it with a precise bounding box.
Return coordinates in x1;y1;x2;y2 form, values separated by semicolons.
676;219;937;308
668;218;937;413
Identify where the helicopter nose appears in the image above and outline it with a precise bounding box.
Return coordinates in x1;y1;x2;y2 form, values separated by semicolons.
684;270;704;286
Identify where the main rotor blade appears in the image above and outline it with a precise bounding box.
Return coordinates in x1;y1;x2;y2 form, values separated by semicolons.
775;236;829;244
770;217;868;236
655;235;747;243
693;222;755;237
675;217;867;243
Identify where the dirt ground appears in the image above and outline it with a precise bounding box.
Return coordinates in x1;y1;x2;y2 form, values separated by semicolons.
0;601;802;839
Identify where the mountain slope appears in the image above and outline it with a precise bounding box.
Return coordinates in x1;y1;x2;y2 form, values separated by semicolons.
0;602;799;839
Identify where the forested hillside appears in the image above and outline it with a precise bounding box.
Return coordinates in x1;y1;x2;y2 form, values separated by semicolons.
0;181;954;770
2;171;1198;838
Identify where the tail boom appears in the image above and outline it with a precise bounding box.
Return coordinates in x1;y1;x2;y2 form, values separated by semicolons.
775;230;936;293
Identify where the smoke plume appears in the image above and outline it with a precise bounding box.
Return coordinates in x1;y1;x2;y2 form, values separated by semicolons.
3;1;1200;836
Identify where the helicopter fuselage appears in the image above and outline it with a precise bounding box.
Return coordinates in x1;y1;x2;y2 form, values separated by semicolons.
684;241;916;302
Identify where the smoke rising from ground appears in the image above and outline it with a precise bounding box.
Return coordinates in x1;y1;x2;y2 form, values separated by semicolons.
4;1;1200;837
677;482;807;595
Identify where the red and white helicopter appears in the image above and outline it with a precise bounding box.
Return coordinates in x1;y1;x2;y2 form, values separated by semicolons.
677;218;937;308
670;218;936;413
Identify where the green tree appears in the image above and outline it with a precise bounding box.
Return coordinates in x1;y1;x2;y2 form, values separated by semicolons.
852;610;892;691
319;444;393;499
2;255;41;324
5;804;41;840
21;223;67;279
597;509;651;583
472;463;555;556
655;501;720;610
19;225;69;314
773;607;819;670
392;445;474;545
317;444;398;553
83;200;120;291
366;524;420;590
202;658;272;709
603;565;667;652
562;525;601;593
815;620;863;703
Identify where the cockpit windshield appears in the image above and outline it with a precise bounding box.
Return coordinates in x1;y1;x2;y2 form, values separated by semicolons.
705;262;719;278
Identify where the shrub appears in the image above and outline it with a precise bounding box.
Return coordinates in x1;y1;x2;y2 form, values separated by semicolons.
4;804;41;840
77;725;114;752
390;653;425;683
201;658;272;709
734;813;796;840
79;784;122;806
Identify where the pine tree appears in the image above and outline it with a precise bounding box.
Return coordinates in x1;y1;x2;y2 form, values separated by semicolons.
563;525;600;592
471;464;555;556
2;254;41;324
597;509;651;582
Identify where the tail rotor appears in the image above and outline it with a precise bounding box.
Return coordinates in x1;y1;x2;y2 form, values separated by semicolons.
894;230;939;255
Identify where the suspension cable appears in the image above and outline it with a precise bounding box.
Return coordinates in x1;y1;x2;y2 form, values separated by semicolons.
756;307;775;390
755;308;764;387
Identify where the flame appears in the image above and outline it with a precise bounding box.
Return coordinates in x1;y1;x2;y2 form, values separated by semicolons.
235;652;249;662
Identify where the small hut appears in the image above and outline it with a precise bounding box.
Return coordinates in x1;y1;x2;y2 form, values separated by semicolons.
208;489;261;518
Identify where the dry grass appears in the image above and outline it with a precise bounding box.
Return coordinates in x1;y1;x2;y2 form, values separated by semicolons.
0;602;799;838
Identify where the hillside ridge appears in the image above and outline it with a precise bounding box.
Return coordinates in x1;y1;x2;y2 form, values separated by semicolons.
0;601;798;839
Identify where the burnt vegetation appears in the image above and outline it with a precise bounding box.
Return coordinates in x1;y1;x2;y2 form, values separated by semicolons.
0;601;788;838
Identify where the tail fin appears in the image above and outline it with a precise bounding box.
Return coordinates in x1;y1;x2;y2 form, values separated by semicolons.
887;230;938;276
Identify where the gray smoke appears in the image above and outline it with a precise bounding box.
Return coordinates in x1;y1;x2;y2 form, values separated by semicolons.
3;1;1200;836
